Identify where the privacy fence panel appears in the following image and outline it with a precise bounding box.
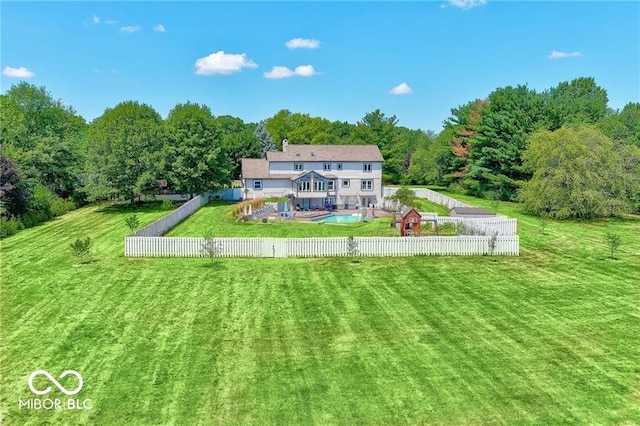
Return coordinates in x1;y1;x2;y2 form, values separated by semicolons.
384;187;471;209
125;235;519;257
130;194;208;237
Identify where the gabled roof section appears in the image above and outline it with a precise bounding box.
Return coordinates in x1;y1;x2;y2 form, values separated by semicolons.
241;158;269;179
267;145;384;162
450;207;496;216
290;170;338;181
400;206;421;218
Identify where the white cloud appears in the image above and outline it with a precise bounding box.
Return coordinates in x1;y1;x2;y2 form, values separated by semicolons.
121;25;141;33
293;65;318;77
90;15;117;25
390;82;413;95
195;51;258;75
549;50;583;59
264;65;319;79
443;0;486;9
264;66;295;79
153;24;166;33
2;66;36;78
285;38;320;49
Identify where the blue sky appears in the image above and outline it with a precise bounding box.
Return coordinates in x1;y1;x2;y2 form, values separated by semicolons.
2;1;638;132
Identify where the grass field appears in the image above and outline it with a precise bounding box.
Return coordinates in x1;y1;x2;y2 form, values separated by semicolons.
1;196;639;425
166;201;399;238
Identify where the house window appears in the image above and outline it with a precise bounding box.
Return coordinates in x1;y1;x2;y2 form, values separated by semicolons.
342;179;350;188
327;180;335;191
323;163;331;171
337;163;343;171
294;163;303;171
361;179;373;191
363;163;372;172
253;180;262;190
313;180;326;192
298;181;310;192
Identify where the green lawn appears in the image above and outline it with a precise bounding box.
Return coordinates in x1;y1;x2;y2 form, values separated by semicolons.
1;197;639;425
166;201;399;237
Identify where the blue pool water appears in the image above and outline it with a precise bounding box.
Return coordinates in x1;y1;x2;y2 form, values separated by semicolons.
312;214;361;223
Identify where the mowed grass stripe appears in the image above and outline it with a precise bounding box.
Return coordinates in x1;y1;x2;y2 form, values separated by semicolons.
2;199;639;424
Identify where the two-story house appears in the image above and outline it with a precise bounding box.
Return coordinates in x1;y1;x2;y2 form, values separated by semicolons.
241;141;384;210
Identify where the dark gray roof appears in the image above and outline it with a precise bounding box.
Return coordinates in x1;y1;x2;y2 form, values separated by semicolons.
267;145;384;162
450;207;496;215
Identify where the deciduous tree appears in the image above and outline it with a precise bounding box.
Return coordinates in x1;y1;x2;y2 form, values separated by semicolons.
164;102;231;198
85;101;163;203
520;126;636;218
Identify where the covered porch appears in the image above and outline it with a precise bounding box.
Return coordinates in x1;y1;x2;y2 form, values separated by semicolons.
291;170;337;211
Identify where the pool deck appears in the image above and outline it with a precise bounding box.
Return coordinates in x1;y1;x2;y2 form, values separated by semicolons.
270;208;393;221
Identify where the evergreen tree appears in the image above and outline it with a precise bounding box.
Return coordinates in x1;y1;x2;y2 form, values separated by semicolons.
254;120;276;157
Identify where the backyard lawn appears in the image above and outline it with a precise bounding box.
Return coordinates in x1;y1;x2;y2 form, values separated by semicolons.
165;201;399;238
1;197;639;424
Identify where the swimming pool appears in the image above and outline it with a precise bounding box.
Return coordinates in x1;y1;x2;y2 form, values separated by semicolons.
311;214;361;223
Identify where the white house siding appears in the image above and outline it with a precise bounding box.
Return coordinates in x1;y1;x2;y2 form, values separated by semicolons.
245;178;293;199
242;146;384;208
267;161;383;208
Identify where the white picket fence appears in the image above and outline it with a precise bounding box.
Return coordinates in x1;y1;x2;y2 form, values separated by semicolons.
130;194;208;237
125;235;519;257
384;187;471;209
419;213;517;236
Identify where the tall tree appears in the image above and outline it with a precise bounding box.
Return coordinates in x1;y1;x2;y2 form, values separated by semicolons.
356;109;403;183
164;103;231;198
1;84;86;200
216;116;261;180
438;99;489;187
85;101;163;203
254;120;276;157
0;156;28;217
408;128;453;186
464;85;546;200
599;102;640;147
520;125;636;218
544;77;608;130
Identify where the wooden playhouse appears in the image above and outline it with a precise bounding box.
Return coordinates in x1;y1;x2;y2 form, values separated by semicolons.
394;207;422;236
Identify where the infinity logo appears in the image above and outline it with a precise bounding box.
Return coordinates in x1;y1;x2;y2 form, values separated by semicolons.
28;370;83;396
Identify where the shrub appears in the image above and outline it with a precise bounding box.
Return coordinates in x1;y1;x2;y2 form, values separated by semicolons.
346;236;359;257
125;215;140;233
0;216;24;238
51;198;76;217
605;232;622;259
389;188;417;207
161;199;173;210
487;232;499;255
447;182;465;194
31;184;55;219
537;215;549;236
20;210;51;228
201;230;223;264
438;222;458;235
70;236;92;263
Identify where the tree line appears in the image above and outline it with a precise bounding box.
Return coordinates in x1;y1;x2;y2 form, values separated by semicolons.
1;77;638;236
407;77;640;218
